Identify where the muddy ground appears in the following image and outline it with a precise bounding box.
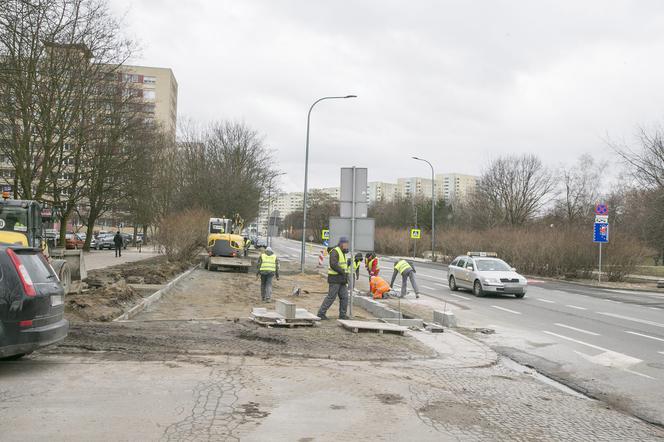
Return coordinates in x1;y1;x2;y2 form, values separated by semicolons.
65;256;191;322
53;260;436;361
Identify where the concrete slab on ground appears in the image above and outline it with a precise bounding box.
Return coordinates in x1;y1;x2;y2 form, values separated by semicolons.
83;248;160;271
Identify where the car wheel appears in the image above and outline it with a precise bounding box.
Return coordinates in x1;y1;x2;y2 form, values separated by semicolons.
0;352;30;361
473;280;484;297
515;293;525;299
449;276;458;291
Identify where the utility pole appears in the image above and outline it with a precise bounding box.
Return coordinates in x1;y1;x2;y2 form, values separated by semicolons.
412;157;435;261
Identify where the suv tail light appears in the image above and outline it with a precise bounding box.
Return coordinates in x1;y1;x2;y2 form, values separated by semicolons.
6;249;37;297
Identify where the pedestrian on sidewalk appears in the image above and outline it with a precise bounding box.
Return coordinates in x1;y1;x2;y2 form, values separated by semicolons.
256;246;279;302
390;259;420;299
113;231;123;258
317;237;350;320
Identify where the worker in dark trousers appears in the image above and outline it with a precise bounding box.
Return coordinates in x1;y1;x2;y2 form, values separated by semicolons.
317;237;350;320
113;231;123;258
353;253;363;280
390;259;420;298
256;247;279;302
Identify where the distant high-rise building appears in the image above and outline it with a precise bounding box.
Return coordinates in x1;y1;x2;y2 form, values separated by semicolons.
397;177;434;199
117;65;178;139
367;182;399;203
435;173;478;203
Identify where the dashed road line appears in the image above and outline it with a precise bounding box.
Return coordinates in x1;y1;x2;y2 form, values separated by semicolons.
659;352;664;356
624;369;656;380
535;298;555;304
554;323;600;336
421;285;435;291
435;282;448;288
565;304;587;310
491;305;521;315
597;312;664;329
448;293;471;301
603;299;622;304
542;331;612;352
624;331;664;343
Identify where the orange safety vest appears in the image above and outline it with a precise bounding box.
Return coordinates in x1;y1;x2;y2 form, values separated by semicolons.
370;276;391;299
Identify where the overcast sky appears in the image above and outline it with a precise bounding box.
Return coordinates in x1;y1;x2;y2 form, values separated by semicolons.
110;0;664;192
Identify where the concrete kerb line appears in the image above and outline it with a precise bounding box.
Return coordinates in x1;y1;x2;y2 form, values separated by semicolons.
113;263;200;322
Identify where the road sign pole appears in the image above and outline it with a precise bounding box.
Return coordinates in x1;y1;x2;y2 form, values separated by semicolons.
598;242;602;284
349;167;356;318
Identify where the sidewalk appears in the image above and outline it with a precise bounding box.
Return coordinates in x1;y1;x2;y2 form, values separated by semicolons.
83;247;160;271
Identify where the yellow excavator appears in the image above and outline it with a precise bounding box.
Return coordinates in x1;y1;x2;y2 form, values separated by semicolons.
0;195;85;293
204;216;251;272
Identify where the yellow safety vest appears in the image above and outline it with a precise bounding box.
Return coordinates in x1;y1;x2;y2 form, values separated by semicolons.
259;253;277;272
368;257;378;271
395;259;412;274
328;247;349;275
354;260;361;271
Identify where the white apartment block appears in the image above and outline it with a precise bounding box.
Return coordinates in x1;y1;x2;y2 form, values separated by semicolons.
367;181;399;203
435;173;478;203
397;177;434;199
316;187;340;200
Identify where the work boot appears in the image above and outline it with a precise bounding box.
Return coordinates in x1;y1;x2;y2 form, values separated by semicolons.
339;315;348;320
416;293;420;299
317;313;329;320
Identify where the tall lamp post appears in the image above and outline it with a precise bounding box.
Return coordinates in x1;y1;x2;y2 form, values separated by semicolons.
412;156;435;261
300;95;357;272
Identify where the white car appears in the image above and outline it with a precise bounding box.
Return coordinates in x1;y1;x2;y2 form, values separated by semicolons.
447;253;527;298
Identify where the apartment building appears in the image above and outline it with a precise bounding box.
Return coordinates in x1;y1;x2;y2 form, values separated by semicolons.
367;181;399;203
397;177;434;200
118;65;178;139
435;173;478;203
316;187;340;200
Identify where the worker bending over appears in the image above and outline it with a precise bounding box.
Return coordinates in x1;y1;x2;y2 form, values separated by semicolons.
370;276;391;299
390;259;420;299
317;237;350;320
256;247;279;302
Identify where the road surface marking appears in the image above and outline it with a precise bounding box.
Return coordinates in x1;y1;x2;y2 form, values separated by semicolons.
623;369;656;380
492;305;521;315
554;323;600;336
449;293;471;301
565;304;587;310
597;312;664;329
535;298;555;304
650;307;661;311
624;331;664;343
603;299;622;304
543;331;613;352
421;285;435;291
659;352;664;356
435;282;448;287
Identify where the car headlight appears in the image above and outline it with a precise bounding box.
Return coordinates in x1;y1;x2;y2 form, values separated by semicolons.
483;278;501;284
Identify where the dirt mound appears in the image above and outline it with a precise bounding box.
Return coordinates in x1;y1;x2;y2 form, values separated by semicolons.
66;281;143;322
85;256;190;286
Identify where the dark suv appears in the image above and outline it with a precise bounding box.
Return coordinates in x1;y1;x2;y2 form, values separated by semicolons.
0;245;69;359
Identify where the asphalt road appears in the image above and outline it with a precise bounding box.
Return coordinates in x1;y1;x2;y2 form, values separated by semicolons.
272;237;664;427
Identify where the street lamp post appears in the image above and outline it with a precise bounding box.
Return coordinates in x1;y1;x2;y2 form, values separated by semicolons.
266;172;285;248
412;157;435;262
300;95;357;272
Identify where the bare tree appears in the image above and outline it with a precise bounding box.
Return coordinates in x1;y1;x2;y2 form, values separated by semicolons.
552;154;606;224
613;126;664;190
470;154;555;227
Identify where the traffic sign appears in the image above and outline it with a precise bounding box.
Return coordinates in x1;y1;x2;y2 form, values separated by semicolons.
322;239;329;247
321;229;330;240
595;215;608;223
410;228;421;239
595;203;608;215
593;222;609;243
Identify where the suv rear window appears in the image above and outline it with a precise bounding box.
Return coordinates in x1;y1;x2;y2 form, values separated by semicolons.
16;252;55;283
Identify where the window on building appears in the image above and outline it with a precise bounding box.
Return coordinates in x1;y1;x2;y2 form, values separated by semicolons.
143;90;156;101
143;76;156;84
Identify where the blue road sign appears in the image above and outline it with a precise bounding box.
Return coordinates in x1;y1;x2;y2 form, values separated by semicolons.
322;239;329;247
593;222;609;243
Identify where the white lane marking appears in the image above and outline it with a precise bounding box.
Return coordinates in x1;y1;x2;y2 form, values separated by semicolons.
554;323;600;336
565;304;587;310
659;352;664;356
604;299;622;304
650;307;661;311
597;312;664;329
535;298;555;304
624;369;656;380
421;285;435;291
435;282;448;287
492;305;521;315
624;331;664;343
449;293;471;301
543;331;613;352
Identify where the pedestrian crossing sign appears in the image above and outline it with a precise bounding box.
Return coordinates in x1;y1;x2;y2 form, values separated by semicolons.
321;229;330;240
410;228;421;239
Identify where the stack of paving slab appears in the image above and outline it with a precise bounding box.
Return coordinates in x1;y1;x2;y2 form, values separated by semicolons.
338;319;409;336
251;299;320;328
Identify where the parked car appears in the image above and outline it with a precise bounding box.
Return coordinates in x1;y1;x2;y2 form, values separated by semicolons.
447;252;527;298
254;236;267;248
94;234;115;250
120;233;132;249
64;233;84;250
0;245;69;359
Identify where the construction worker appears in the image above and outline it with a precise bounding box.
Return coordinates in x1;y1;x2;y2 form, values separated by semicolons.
256;246;279;302
369;275;391;300
365;252;379;280
317;236;350;320
353;253;363;280
390;259;420;299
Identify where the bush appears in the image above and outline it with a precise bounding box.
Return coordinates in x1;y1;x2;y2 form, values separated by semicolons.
156;208;211;262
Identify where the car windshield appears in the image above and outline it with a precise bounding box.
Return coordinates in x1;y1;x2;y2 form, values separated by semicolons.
475;259;511;272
